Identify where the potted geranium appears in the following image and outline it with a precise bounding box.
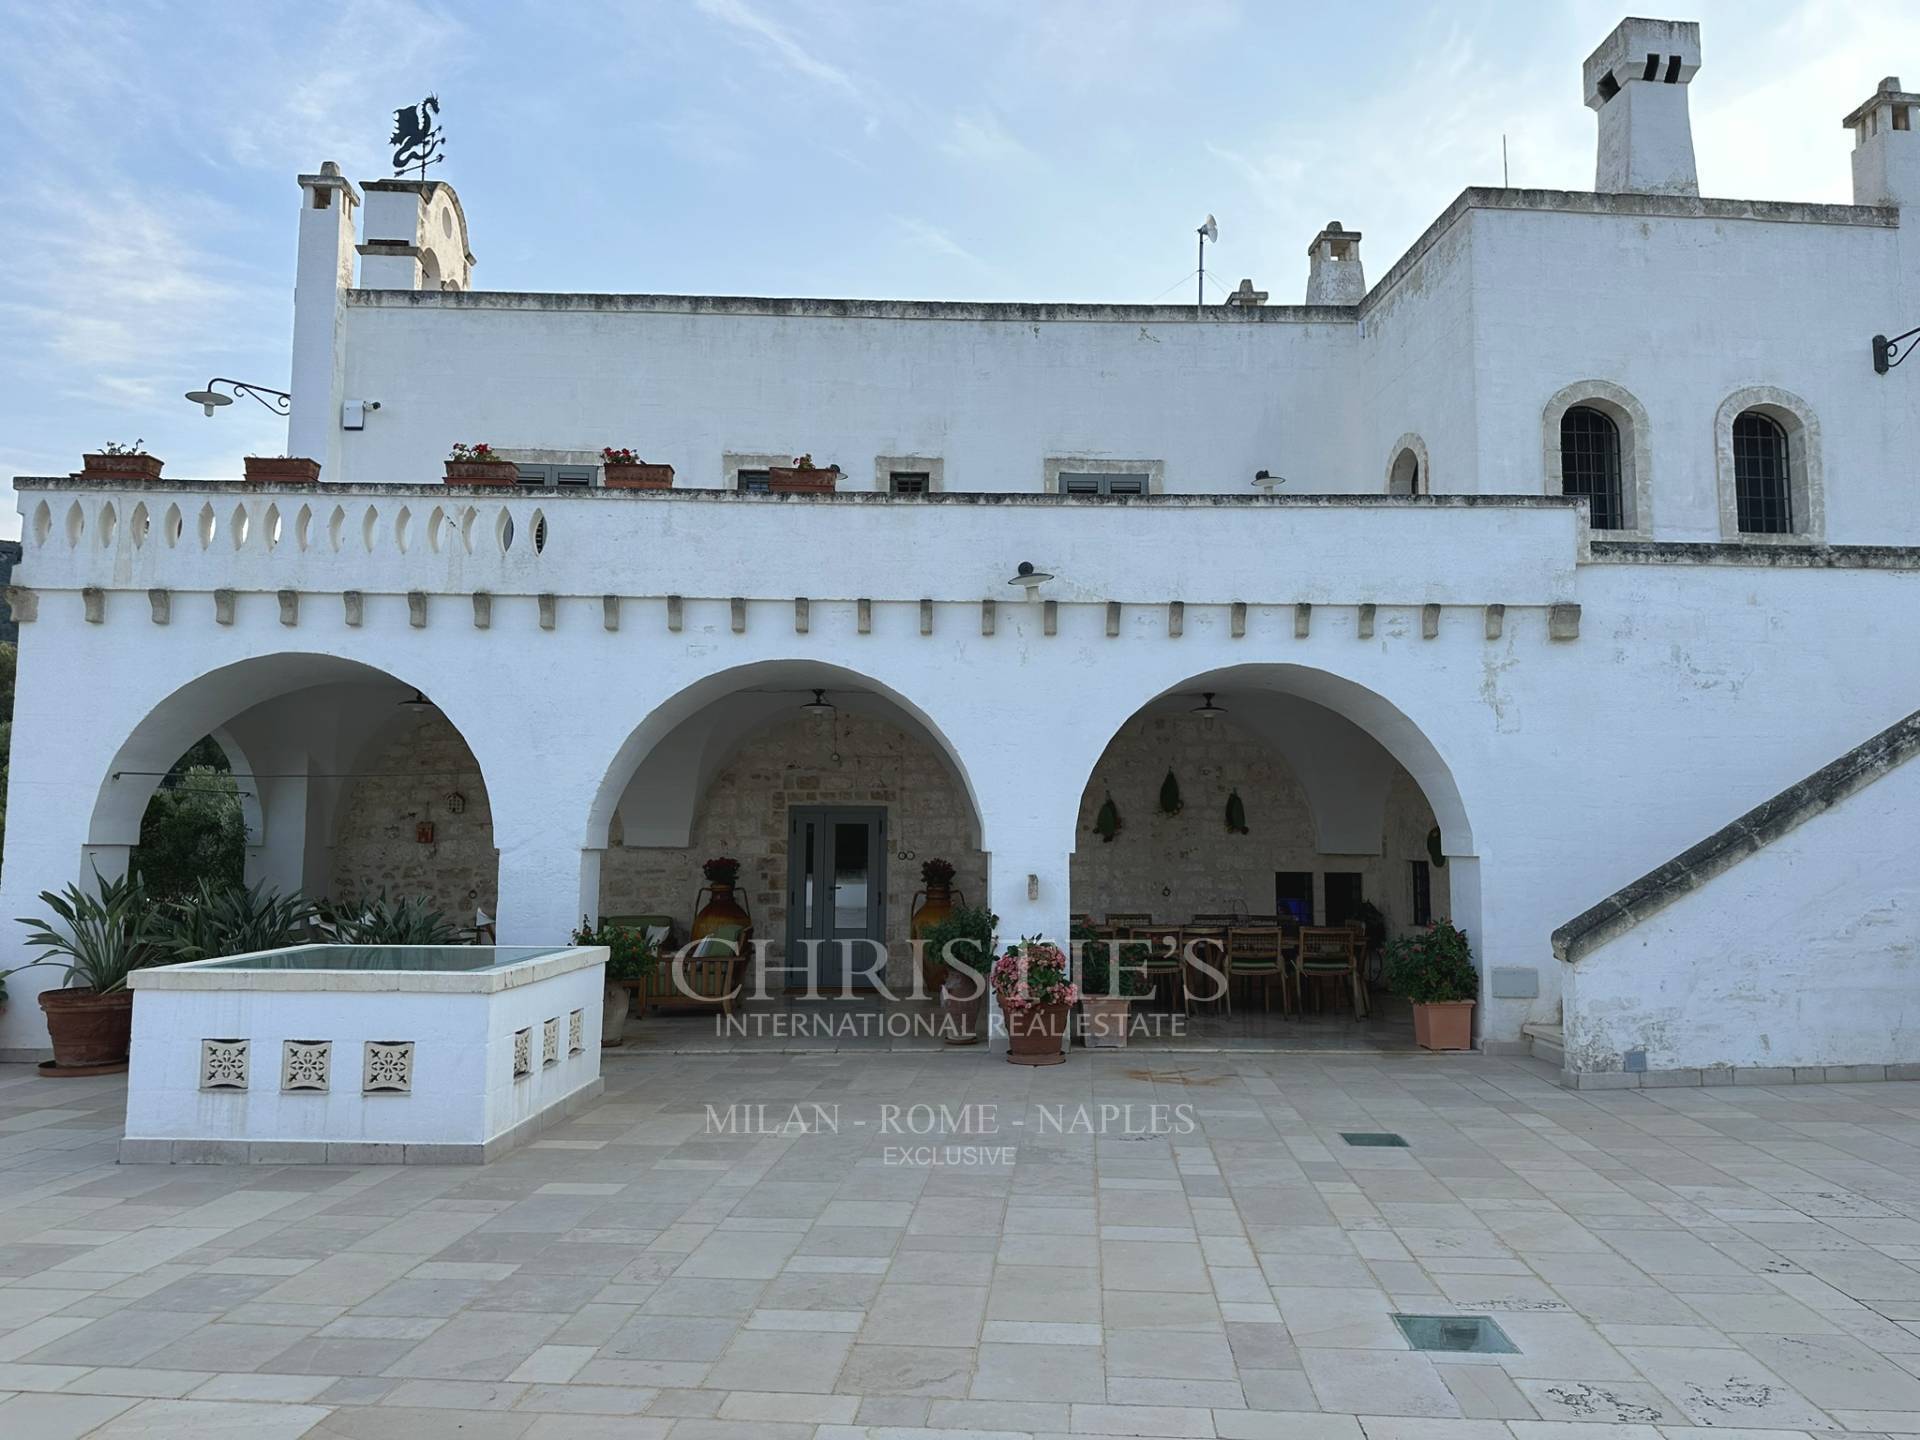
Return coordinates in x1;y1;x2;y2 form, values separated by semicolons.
443;442;519;486
79;441;163;483
244;455;322;484
923;905;995;1045
768;454;841;493
601;447;674;489
1382;920;1478;1051
572;918;660;1046
992;936;1079;1066
14;873;167;1074
1072;925;1151;1049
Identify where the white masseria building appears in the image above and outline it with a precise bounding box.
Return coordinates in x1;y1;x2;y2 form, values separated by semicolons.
3;17;1917;1084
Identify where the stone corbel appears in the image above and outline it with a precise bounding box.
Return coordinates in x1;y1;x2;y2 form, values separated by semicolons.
472;592;492;630
603;595;620;632
1044;599;1058;636
6;586;37;624
83;586;105;624
213;589;236;626
344;590;364;628
537;593;557;631
408;591;428;629
1294;602;1312;638
148;588;170;626
278;590;300;627
730;597;746;634
919;599;933;636
1230;602;1247;639
981;599;995;636
1549;603;1582;641
857;598;872;635
794;597;810;635
1422;603;1441;640
666;595;683;633
1357;603;1376;640
1484;604;1506;640
1106;601;1121;638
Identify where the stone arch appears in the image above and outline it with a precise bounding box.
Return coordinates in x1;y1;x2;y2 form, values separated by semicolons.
1542;379;1652;535
1385;434;1430;495
88;654;500;912
1714;384;1824;541
585;659;984;852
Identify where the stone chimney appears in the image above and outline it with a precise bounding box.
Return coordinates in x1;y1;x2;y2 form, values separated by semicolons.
1583;17;1702;195
1845;77;1919;208
1305;223;1364;305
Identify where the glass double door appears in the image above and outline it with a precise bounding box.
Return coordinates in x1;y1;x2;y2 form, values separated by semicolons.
785;807;888;990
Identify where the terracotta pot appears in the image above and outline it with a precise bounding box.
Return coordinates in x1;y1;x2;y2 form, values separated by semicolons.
911;883;958;992
38;988;135;1069
243;456;321;485
603;463;674;489
692;881;751;942
1411;1000;1475;1051
767;466;839;493
601;980;631;1046
1079;995;1133;1049
939;971;985;1045
1006;1001;1071;1066
443;459;520;486
79;454;163;482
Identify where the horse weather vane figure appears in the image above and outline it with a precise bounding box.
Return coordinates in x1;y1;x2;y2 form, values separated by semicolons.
390;94;445;180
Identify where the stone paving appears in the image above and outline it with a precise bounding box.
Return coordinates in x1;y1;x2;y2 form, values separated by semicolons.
5;1049;1920;1438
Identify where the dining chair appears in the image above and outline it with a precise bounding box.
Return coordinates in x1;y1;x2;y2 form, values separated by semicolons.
1183;928;1230;1015
1296;926;1367;1019
1139;932;1188;1014
1106;911;1153;930
1226;926;1286;1015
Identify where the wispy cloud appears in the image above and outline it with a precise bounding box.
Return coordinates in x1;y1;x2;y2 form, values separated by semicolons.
892;216;991;271
695;0;864;102
941;108;1039;170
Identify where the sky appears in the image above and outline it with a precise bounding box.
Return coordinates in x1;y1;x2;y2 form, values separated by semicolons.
0;0;1913;537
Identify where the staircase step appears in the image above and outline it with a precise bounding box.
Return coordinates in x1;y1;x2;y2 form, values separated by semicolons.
1522;1021;1565;1067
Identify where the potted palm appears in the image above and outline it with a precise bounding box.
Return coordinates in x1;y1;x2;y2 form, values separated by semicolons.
443;442;519;486
993;937;1079;1066
1382;920;1478;1051
601;447;674;489
923;904;996;1045
573;919;660;1046
244;455;322;484
14;873;168;1074
80;440;163;483
1073;926;1151;1049
768;454;841;493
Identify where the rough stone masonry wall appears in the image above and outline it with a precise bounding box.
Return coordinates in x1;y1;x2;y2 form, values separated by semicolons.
600;710;986;985
1071;713;1449;933
328;710;498;926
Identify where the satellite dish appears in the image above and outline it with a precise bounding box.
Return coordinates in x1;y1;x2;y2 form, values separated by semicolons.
184;388;233;417
1200;214;1218;242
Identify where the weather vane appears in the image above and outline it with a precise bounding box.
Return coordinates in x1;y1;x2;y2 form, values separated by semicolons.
390;94;445;180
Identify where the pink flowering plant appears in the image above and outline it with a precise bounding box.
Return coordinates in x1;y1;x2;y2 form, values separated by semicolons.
990;936;1079;1012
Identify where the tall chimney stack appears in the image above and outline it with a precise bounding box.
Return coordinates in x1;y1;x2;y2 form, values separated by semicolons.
1583;18;1702;196
1844;77;1918;209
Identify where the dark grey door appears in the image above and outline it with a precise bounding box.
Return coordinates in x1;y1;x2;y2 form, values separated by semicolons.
786;807;888;990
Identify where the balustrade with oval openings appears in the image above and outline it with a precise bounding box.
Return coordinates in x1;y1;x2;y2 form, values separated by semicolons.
295;504;313;551
229;503;250;550
197;503;217;549
98;502;117;549
130;502;150;548
394;506;412;554
327;505;346;552
65;501;85;547
32;501;51;547
264;504;282;550
426;506;446;554
164;503;183;547
361;506;379;553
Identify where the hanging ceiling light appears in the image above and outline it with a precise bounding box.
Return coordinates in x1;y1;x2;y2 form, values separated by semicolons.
1192;691;1227;719
400;689;435;711
800;688;836;716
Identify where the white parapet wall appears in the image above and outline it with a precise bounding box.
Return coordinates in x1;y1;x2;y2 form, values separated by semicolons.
122;944;607;1163
1558;713;1920;1085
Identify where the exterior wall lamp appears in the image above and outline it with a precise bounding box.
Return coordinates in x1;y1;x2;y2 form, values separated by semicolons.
1873;326;1918;374
184;378;293;417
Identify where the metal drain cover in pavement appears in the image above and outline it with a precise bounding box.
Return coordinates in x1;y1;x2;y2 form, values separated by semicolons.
1340;1132;1408;1147
1393;1314;1518;1353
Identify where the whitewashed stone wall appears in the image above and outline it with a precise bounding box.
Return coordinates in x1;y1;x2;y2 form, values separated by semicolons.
327;710;498;925
600;709;985;980
1071;713;1448;932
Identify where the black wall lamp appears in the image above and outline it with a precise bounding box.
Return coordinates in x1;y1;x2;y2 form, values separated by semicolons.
185;378;293;416
1873;326;1918;374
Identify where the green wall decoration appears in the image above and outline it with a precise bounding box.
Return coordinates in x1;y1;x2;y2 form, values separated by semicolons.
1224;788;1248;834
1427;825;1448;868
1158;769;1183;816
1094;792;1123;844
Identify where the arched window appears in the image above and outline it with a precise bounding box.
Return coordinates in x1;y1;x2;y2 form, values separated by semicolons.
1388;449;1422;495
1559;406;1624;530
1732;410;1792;534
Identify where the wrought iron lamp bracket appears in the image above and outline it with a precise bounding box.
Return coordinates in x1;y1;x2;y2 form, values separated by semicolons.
1873;326;1919;374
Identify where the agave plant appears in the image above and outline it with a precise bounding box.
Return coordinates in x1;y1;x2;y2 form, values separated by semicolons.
319;892;469;945
155;878;318;963
16;872;169;994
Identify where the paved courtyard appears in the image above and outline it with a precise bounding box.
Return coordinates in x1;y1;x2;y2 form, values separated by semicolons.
5;1050;1920;1439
